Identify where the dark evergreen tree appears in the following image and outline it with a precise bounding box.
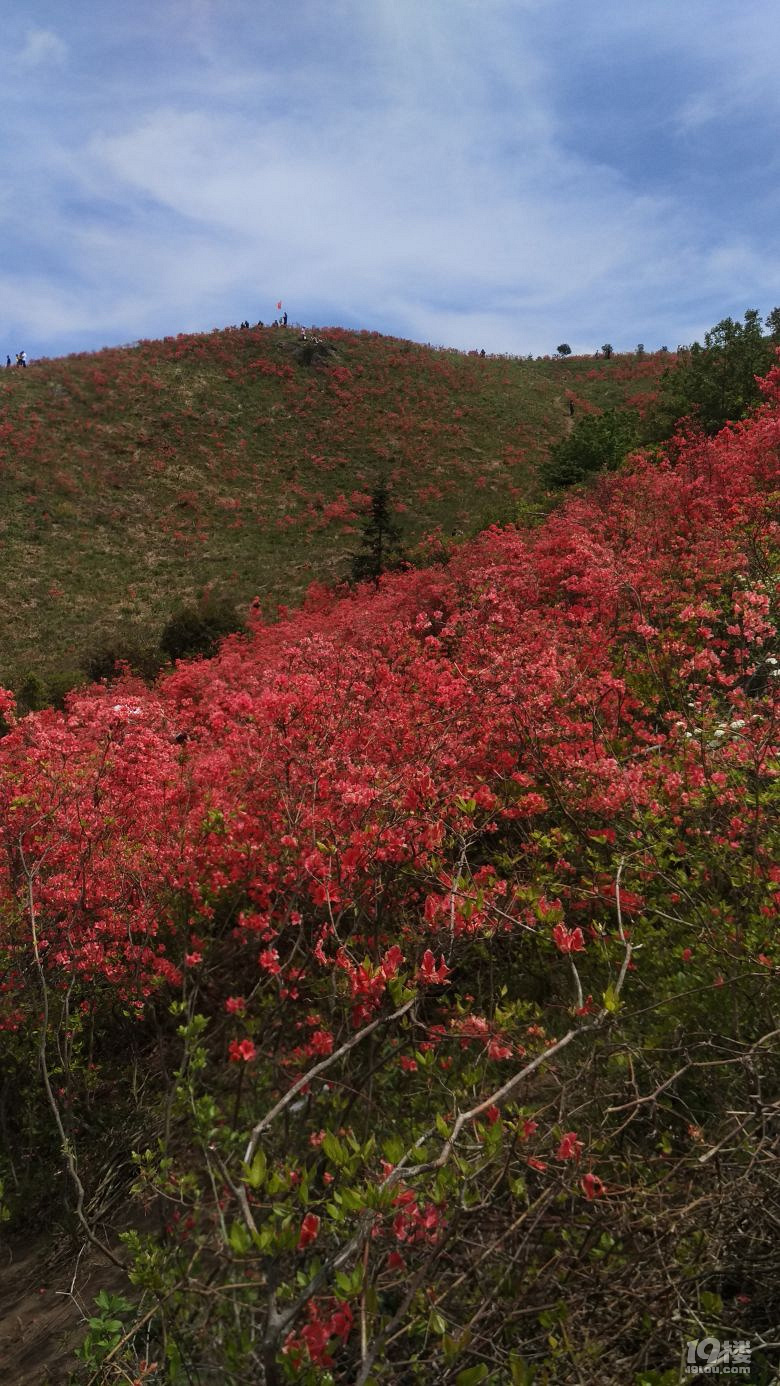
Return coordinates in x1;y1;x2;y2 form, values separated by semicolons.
556;343;572;357
601;343;613;359
349;482;406;586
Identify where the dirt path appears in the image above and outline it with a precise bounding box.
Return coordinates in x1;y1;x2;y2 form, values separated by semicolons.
0;1232;126;1385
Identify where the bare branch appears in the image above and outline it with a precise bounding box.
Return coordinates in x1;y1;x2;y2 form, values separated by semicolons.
244;997;416;1164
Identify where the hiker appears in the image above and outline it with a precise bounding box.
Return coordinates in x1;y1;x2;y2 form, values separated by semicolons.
282;311;288;327
5;355;10;368
16;351;26;368
480;348;486;358
568;399;575;416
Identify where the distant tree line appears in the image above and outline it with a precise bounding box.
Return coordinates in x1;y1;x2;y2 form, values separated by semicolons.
544;307;780;488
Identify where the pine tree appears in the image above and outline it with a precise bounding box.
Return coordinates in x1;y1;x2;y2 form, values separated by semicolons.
349;482;406;587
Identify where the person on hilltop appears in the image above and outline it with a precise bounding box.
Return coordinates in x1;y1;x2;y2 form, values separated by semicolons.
282;311;288;327
16;351;27;368
5;355;10;368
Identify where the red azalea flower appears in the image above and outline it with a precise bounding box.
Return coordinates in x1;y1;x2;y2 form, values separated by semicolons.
555;1131;584;1161
552;924;585;954
297;1213;321;1250
581;1172;606;1199
418;950;451;984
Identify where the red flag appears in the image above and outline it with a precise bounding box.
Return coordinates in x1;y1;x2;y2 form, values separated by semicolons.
276;301;282;310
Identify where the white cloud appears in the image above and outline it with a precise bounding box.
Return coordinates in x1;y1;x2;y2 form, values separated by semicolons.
16;28;67;68
2;0;780;356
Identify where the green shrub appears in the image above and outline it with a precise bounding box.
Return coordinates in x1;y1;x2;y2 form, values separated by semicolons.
643;308;775;439
160;592;245;662
16;672;49;714
16;669;83;715
294;338;336;368
81;635;164;684
542;408;639;487
45;670;83;709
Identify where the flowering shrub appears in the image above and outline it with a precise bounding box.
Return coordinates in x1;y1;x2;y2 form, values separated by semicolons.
1;357;779;1382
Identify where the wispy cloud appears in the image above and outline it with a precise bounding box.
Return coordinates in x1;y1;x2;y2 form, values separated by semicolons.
16;27;67;68
1;0;779;359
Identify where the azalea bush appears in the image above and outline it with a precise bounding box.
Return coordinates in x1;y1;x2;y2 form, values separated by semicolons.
0;359;779;1381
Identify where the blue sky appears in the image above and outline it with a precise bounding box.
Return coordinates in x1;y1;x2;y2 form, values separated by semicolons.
2;0;780;360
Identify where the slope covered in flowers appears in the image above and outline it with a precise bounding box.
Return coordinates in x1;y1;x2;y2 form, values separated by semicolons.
0;328;668;685
0;362;778;1384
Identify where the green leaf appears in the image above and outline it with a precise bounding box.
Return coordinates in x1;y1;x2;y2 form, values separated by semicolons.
227;1220;252;1255
243;1149;267;1189
699;1290;723;1315
250;1224;274;1252
509;1353;536;1384
602;984;621;1014
322;1132;344;1164
455;1367;488;1385
442;1334;461;1363
383;1135;405;1163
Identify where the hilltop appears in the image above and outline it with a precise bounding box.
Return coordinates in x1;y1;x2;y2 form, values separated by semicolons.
0;327;668;686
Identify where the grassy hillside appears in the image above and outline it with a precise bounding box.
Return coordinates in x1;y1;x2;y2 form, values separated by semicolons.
0;327;669;685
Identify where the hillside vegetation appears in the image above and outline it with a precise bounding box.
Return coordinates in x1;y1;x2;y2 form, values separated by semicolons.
0;328;668;686
1;354;779;1383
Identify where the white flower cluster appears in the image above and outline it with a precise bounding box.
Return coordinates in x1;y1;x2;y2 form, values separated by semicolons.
678;716;751;745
